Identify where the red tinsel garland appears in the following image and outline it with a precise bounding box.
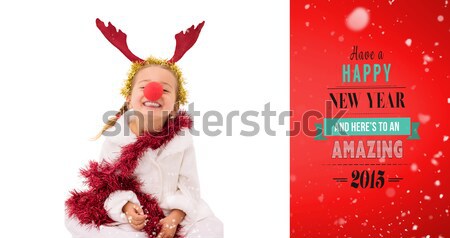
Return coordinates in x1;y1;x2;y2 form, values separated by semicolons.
65;111;192;238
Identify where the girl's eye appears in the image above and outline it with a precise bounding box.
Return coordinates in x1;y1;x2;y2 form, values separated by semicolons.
163;89;169;93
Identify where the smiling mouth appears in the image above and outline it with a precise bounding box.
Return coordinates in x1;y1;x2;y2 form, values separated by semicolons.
143;101;161;108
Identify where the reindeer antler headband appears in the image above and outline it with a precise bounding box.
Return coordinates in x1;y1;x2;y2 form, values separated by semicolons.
96;18;205;105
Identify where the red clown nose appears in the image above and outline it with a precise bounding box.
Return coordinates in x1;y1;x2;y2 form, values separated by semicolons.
144;82;163;101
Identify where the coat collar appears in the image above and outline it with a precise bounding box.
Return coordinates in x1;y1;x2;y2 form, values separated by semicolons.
104;111;193;156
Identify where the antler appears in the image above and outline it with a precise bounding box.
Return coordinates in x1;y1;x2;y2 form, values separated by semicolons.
96;18;143;62
169;21;205;63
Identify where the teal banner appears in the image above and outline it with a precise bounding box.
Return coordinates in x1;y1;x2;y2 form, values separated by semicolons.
313;118;419;140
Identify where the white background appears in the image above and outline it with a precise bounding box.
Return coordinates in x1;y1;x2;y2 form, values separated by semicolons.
0;0;289;237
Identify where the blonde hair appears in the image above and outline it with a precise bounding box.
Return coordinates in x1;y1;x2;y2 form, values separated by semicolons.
93;61;182;140
122;57;187;105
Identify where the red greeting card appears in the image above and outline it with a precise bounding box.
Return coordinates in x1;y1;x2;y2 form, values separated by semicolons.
291;0;449;237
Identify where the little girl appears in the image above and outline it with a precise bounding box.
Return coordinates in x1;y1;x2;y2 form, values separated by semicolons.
65;19;223;238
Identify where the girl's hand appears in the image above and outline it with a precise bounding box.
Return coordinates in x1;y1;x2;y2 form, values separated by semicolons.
157;217;178;238
122;201;148;231
157;209;186;238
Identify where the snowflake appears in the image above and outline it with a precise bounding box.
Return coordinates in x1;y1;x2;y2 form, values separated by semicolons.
318;193;324;203
346;7;370;31
435;180;441;186
423;54;433;65
431;158;439;166
410;163;418;172
405;38;412;47
433;151;443;158
418;113;430;124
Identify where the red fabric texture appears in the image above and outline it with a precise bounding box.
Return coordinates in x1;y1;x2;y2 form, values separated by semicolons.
169;21;205;63
95;18;144;62
96;18;205;64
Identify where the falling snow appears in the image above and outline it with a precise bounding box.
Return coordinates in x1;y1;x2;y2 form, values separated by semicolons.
346;7;370;31
424;195;431;201
418;113;431;124
444;136;449;142
431;159;439;166
423;54;434;65
405;38;412;47
433;151;443;158
410;163;418;172
437;15;444;22
386;188;396;197
305;4;310;10
291;174;297;182
334;217;347;227
435;180;441;186
318;193;324;203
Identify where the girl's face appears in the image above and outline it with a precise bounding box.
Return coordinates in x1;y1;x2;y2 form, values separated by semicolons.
127;66;178;122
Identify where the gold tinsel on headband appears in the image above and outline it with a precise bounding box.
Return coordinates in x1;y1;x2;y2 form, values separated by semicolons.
121;56;188;105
